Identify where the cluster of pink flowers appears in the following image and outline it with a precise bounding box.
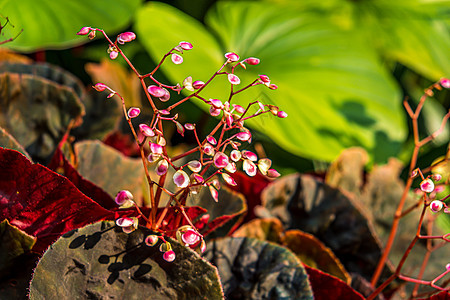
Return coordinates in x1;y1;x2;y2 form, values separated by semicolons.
79;27;287;262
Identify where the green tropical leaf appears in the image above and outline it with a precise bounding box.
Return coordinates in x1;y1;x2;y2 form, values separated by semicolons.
135;1;406;163
0;0;142;52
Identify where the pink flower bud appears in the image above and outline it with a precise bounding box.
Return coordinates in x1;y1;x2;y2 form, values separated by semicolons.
258;158;272;175
148;153;161;163
127;107;141;118
225;52;239;62
116;217;134;227
440;78;450;89
77;27;92;35
181;229;201;245
242;150;257;161
159;88;171;102
88;31;96;40
171;53;183;64
228;73;241;85
192;173;204;183
148;85;165;98
179;41;193;50
432;174;442;182
174;121;184;136
109;50;118;60
209;106;221;117
203;143;215;156
184;123;195;130
115;190;133;205
245;57;260;65
139;124;155;137
230;150;242;162
269;84;278;90
222;173;237;186
187;160;202;173
446;263;450;271
232;104;245;114
277;111;288;118
193;80;205;89
259;74;270;83
150;142;163;154
214;152;229;169
226;114;233;127
210;99;224;109
159;109;170;115
411;168;419;178
93;83;108;92
163;250;176;262
211;179;220;190
223;162;235;173
209;185;219;202
420;179;435;193
430;200;443;213
156;159;169;176
173;170;190;188
267;169;281;178
207;136;217;145
243;159;257;177
183;76;194;91
236;131;251;142
117;32;136;44
145;235;159;247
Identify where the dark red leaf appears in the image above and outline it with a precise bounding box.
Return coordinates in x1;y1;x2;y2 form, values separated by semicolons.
418;290;450;300
228;171;270;223
0;147;116;252
48;148;117;209
103;131;140;157
304;264;365;300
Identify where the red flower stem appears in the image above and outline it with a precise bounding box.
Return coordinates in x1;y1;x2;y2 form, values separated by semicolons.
171;146;201;163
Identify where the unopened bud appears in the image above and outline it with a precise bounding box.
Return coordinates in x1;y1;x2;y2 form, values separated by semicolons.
77;27;92;35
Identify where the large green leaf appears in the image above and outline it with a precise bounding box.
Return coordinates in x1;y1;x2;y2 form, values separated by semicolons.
0;0;142;52
30;221;223;299
135;1;406;163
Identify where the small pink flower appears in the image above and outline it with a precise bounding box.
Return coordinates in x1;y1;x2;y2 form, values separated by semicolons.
259;74;270;83
88;31;96;39
236;131;251;142
184;123;195;130
179;41;193;50
226;114;233;127
192;173;204;183
242;150;257;162
163;250;176;262
440;78;450;89
117;32;136;44
181;229;201;245
420;179;435;193
222;173;237;186
245;57;260;65
214;152;229;169
187;160;202;173
159;109;170;115
228;73;241;85
446;263;450;271
207;136;217;145
148;153;161;163
150;143;163;155
171;53;183;64
115;190;133;206
173;170;190;188
193;81;205;89
225;52;239;62
269;84;278;90
127;107;141;118
109;50;119;60
209;185;219;202
148;85;166;98
174;121;184;136
145;235;159;247
139;124;155;137
430;200;443;213
277;111;288;118
77;27;92;35
243;160;257;177
93;83;108;92
183;76;194;91
203;143;215;156
267;169;281;178
156;159;169;176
